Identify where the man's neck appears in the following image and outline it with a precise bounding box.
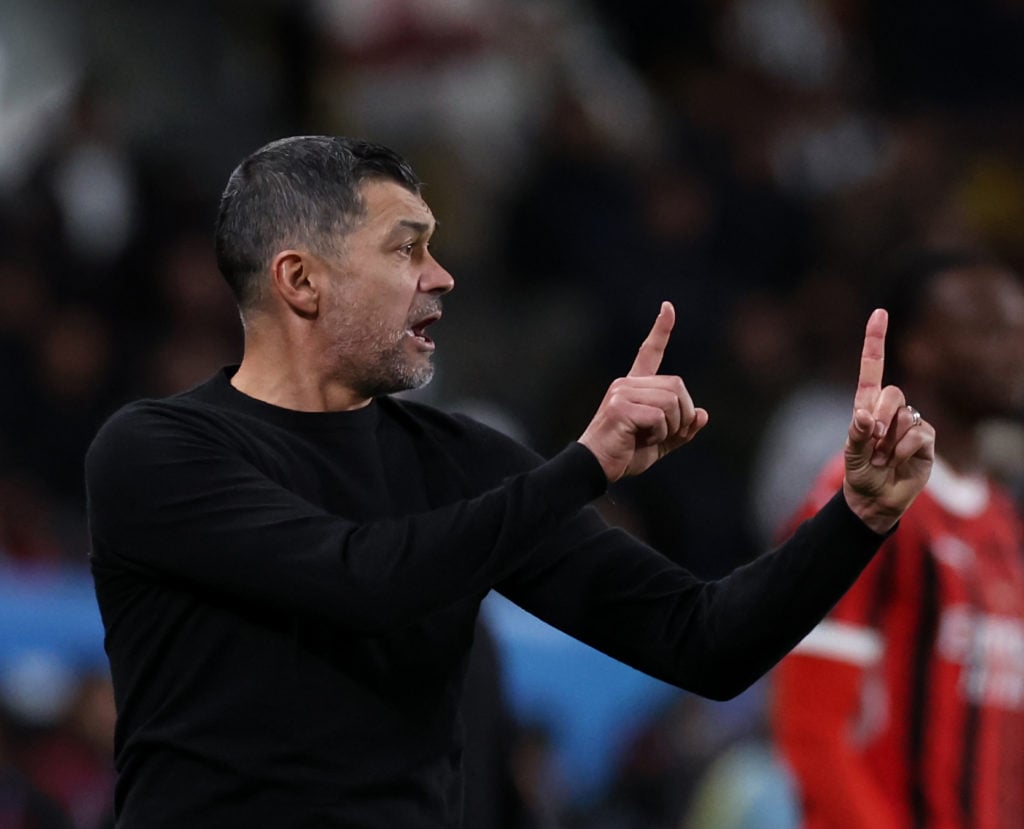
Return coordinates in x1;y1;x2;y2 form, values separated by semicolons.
230;354;372;413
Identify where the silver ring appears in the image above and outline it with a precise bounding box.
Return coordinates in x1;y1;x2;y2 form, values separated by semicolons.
908;406;922;427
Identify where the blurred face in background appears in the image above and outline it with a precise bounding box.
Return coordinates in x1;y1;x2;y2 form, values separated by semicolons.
911;265;1024;421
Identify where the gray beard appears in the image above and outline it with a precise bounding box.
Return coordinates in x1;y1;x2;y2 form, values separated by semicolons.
332;323;436;399
324;299;441;399
352;347;435;399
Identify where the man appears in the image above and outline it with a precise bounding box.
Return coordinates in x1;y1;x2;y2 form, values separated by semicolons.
85;136;933;828
772;251;1024;828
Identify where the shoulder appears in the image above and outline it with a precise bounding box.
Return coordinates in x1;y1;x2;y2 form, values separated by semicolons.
86;387;236;485
90;390;218;449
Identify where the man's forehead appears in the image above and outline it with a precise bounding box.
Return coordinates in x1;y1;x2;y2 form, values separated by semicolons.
358;179;435;229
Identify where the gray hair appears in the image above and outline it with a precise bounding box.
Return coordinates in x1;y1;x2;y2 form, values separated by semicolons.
214;136;421;308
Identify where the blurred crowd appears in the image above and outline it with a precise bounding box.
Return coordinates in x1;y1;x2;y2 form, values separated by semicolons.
2;1;1024;827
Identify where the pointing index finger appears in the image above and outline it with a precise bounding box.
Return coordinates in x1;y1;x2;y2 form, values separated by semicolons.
629;301;675;377
854;308;888;413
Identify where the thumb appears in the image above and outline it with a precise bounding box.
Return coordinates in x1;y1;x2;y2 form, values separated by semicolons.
845;408;877;463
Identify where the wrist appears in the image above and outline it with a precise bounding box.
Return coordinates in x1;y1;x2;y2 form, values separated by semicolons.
842;480;901;535
575;438;619;482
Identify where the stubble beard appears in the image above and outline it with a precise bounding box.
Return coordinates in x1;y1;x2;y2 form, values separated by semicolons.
329;315;435;400
364;335;435;397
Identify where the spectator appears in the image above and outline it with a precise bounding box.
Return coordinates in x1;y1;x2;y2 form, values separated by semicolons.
772;250;1024;827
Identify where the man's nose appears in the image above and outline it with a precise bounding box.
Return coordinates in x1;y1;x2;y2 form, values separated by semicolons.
421;254;455;294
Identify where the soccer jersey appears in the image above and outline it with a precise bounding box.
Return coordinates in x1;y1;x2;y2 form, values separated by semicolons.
773;455;1024;829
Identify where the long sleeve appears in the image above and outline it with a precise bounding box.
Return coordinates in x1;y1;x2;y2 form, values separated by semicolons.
499;490;890;700
86;401;606;634
85;381;894;828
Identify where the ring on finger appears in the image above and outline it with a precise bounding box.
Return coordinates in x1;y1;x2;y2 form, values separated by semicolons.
907;405;922;427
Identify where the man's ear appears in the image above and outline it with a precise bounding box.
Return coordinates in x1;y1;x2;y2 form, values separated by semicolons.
270;250;319;317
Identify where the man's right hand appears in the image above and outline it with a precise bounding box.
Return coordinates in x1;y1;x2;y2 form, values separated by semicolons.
841;308;935;533
578;302;709;481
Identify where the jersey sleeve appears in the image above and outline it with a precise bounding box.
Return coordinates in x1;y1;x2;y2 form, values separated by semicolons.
85;402;607;634
498;474;891;701
771;461;905;827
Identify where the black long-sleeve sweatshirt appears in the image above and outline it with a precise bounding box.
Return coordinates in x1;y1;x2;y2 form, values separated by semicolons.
85;368;888;828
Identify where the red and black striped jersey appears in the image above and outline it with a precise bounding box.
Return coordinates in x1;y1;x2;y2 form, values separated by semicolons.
772;455;1024;829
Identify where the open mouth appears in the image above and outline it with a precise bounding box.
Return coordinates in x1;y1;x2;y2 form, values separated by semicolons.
408;311;441;346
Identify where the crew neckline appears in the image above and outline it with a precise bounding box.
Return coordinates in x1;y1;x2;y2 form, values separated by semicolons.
190;367;381;432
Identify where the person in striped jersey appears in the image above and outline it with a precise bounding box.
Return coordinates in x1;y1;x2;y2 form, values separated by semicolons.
772;250;1024;828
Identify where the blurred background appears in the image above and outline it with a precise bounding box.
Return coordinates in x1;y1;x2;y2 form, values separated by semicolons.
1;1;1023;827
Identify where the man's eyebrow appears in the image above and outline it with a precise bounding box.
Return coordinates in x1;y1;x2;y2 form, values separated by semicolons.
395;219;437;235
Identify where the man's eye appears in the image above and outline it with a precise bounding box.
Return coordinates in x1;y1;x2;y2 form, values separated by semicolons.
399;243;415;256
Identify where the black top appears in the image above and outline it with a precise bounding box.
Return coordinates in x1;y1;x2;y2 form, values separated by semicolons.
85;368;888;828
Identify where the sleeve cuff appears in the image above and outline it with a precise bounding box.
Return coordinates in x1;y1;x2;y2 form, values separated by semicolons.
822;489;899;542
529;442;608;516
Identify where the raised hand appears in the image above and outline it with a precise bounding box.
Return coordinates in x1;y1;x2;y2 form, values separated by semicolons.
578;302;709;481
842;308;935;533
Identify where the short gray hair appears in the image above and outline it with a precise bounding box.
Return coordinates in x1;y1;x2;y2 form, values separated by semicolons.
214;136;422;308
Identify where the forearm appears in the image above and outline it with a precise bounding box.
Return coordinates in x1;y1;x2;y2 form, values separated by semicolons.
678;491;890;696
501;491;889;700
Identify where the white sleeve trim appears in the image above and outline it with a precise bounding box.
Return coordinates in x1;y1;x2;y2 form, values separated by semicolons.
792;620;883;666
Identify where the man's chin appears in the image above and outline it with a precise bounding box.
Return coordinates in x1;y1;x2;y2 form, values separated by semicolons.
363;362;435;399
405;365;435;391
